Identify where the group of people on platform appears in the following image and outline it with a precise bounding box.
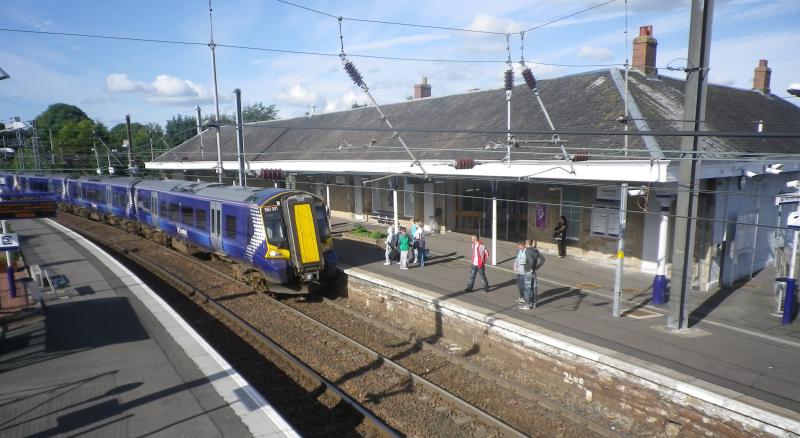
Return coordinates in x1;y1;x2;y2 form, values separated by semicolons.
381;215;568;310
384;218;429;270
463;234;545;310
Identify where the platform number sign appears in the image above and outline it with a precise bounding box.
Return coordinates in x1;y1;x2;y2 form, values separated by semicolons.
0;233;19;251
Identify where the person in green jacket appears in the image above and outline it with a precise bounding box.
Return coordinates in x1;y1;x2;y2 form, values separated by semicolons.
398;227;411;270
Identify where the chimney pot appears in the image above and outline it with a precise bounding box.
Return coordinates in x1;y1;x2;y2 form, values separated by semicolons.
752;59;771;94
632;25;658;77
414;76;432;99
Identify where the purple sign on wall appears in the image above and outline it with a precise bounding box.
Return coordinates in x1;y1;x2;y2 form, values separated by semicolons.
535;204;547;228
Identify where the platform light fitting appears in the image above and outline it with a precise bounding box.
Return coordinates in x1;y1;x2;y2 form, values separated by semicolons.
764;164;783;174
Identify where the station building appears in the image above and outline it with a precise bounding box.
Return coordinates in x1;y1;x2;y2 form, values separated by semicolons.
147;26;800;293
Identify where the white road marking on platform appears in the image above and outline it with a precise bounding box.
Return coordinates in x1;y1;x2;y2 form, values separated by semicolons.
45;219;299;438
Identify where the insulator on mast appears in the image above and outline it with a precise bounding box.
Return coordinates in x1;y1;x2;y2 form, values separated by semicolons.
343;59;365;88
504;69;514;91
521;67;537;90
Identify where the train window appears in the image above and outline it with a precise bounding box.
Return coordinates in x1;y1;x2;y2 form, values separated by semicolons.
168;203;179;221
160;201;167;218
225;215;237;239
196;209;206;230
314;203;331;240
263;209;287;248
181;206;194;226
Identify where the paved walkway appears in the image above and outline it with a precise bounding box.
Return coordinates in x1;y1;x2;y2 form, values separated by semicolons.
0;219;297;438
331;219;800;415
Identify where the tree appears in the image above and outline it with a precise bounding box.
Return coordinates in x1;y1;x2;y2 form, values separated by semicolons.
352;102;368;109
35;103;89;136
164;114;198;148
54;119;108;171
242;102;279;122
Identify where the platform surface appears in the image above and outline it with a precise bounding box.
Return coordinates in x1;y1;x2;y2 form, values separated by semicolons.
0;219;297;438
332;219;800;417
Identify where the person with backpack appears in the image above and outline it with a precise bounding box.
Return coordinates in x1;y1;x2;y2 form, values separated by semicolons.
464;233;490;293
520;239;545;309
413;224;427;267
513;241;530;305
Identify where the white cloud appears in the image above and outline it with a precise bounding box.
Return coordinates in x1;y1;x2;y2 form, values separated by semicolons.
577;46;614;61
106;73;146;93
105;73;213;105
276;84;318;106
467;13;526;33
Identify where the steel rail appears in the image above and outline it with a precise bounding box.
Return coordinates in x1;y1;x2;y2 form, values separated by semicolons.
58;219;400;438
62;214;527;437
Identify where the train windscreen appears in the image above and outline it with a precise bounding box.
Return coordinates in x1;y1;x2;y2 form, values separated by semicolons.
314;202;331;240
263;207;288;248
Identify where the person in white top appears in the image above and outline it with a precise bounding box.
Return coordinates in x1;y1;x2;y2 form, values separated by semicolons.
384;225;395;265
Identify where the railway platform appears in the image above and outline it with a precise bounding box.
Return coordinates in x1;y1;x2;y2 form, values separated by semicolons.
0;219;298;438
331;219;800;433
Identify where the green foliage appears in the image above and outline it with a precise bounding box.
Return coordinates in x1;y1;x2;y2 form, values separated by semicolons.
35;103;89;136
351;224;386;240
243;103;279;122
164;114;197;148
351;102;368;109
369;230;387;239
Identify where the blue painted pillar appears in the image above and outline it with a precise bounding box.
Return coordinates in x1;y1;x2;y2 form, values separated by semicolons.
783;229;798;325
652;196;672;304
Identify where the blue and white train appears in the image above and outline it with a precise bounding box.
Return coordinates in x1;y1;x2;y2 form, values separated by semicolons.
3;172;337;294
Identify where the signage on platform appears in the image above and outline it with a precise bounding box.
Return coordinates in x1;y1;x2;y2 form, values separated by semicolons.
0;233;19;251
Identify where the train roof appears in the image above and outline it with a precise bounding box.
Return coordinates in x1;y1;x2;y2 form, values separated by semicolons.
135;179;293;204
76;176;142;187
10;172;75;179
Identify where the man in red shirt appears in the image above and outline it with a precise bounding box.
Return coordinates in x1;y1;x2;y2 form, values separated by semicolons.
464;233;490;293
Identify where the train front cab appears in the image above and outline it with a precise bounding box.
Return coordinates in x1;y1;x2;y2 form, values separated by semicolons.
259;192;336;293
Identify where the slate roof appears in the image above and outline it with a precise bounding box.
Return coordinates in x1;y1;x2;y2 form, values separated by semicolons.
157;68;800;165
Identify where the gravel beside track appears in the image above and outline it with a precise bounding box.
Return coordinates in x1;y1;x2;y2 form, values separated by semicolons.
56;213;616;437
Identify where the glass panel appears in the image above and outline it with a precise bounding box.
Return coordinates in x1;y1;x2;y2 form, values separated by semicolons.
181;206;194;226
263;208;287;248
314;203;331;240
196;209;206;230
562;187;582;241
225;214;237;239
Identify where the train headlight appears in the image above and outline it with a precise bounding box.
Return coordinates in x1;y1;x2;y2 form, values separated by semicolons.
269;250;279;257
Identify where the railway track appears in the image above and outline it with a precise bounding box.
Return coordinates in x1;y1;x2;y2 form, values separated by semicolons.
55;213;618;437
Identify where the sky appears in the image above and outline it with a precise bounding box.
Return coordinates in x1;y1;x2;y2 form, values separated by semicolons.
1;0;798;129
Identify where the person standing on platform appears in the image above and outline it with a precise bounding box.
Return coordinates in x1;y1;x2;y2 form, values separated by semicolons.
398;227;411;270
464;233;489;293
520;239;544;310
514;241;530;304
384;225;396;265
409;218;419;264
554;216;568;258
414;225;427;267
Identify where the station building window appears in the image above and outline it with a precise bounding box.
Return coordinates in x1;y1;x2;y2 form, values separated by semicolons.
561;187;582;241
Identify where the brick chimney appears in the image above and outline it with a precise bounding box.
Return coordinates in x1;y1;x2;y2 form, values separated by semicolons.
632;25;658;77
752;59;771;94
414;77;431;99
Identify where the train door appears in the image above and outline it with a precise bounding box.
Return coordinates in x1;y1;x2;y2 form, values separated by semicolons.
106;186;113;211
209;201;223;252
150;192;159;227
